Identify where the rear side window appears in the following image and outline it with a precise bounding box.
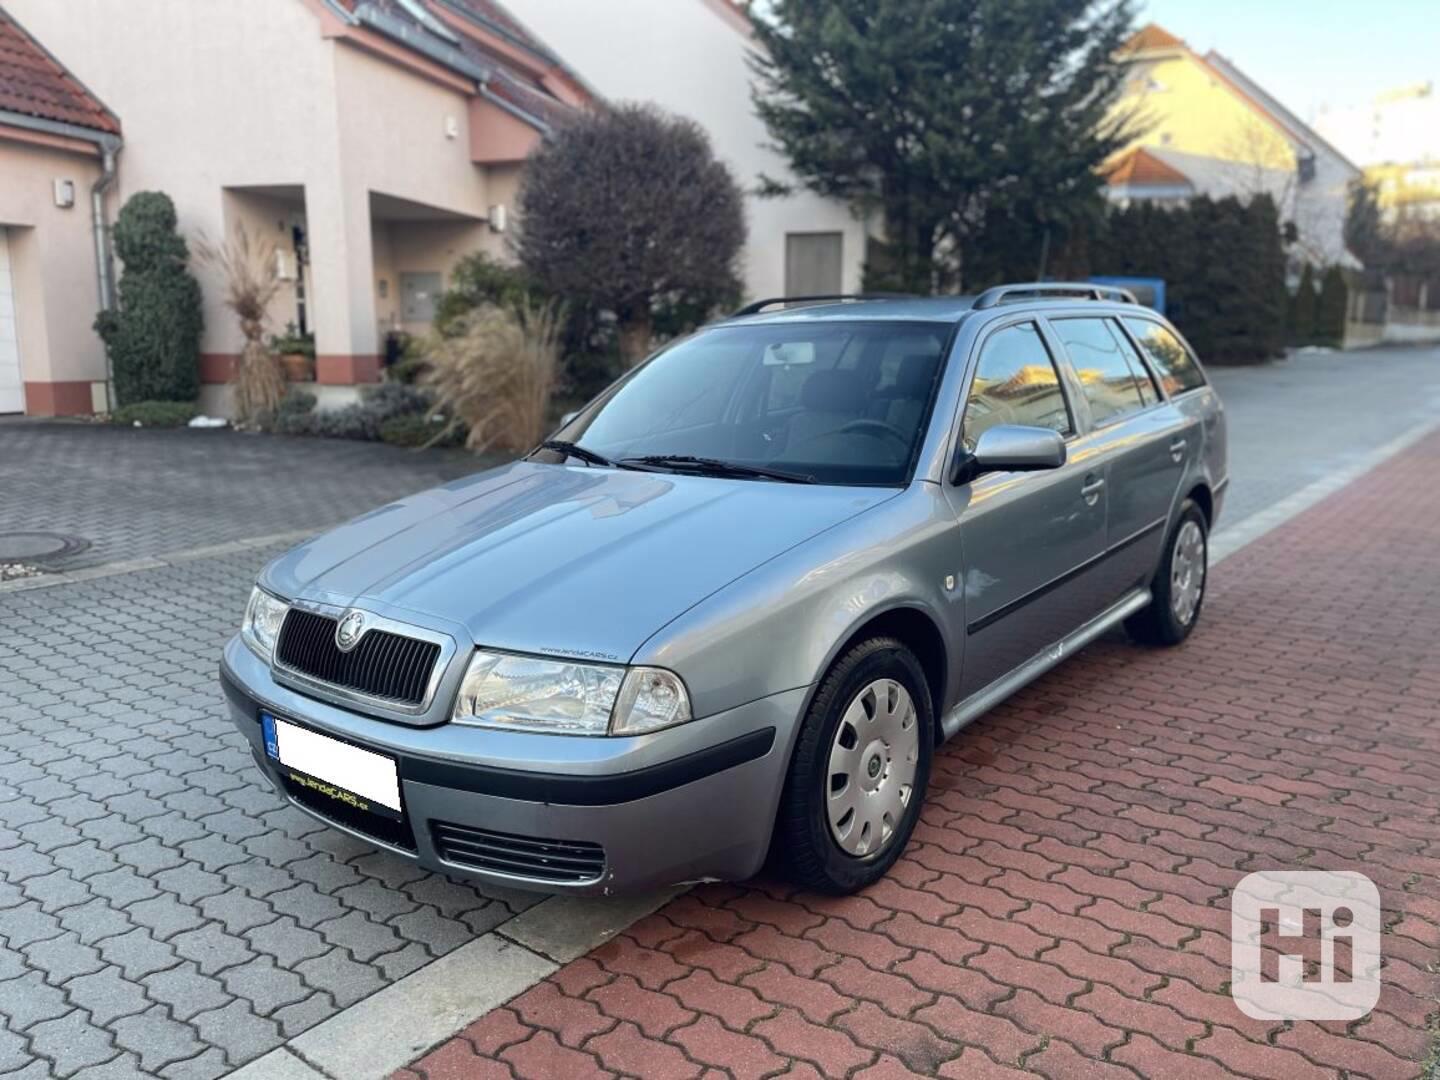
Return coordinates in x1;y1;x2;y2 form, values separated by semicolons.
1050;317;1151;425
963;322;1072;450
1123;318;1206;396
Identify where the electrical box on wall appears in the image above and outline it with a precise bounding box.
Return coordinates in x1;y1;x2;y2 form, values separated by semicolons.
444;115;459;139
488;204;507;233
53;179;76;209
274;249;296;281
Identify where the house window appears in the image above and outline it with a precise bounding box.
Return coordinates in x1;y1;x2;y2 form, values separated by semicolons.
785;232;843;297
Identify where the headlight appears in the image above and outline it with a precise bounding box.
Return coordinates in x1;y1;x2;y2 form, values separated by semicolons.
241;587;290;661
452;650;692;736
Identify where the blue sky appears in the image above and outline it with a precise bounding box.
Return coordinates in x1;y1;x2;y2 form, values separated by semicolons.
1137;0;1439;120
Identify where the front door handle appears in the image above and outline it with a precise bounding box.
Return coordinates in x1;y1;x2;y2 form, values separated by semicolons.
1169;437;1188;462
1080;475;1106;504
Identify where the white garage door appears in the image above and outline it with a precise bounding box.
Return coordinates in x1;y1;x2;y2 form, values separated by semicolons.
0;228;22;414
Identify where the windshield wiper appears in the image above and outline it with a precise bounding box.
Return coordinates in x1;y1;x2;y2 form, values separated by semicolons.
619;455;816;484
536;440;615;468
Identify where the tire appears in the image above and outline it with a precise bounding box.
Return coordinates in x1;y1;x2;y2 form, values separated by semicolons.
774;637;933;894
1126;499;1208;646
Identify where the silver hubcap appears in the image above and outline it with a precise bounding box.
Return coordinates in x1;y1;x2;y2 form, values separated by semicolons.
1170;519;1206;626
826;679;918;857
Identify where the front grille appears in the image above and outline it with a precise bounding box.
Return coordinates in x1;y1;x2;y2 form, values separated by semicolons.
275;609;441;708
432;821;606;884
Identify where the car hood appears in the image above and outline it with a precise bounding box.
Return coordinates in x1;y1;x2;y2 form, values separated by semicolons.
263;461;898;662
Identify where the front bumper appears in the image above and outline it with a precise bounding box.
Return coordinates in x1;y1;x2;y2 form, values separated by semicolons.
220;637;802;895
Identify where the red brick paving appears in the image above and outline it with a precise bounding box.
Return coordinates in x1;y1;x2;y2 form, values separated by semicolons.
400;432;1440;1079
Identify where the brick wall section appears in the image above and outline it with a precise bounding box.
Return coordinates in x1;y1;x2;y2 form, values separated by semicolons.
400;432;1440;1080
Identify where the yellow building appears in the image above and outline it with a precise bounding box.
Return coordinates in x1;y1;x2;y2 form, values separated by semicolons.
1102;24;1361;268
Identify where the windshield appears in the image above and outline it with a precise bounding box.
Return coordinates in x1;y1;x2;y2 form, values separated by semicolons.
544;321;951;486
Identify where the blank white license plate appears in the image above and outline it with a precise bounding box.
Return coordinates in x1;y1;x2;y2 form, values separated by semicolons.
261;712;402;821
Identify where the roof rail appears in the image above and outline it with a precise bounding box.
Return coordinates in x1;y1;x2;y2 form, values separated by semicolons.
731;293;917;317
971;282;1138;310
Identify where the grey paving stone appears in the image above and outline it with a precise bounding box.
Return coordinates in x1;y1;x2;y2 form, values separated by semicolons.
141;962;232;1023
0;970;71;1030
244;918;329;968
21;932;104;985
295;947;387;1010
96;928;179;981
25;1009;115;1077
170;925;252;976
123;894;206;942
17;869;89;913
333;880;418;923
189;999;282;1066
388;907;472;956
56;900;134;946
0;903;65;950
70;1052;151;1080
63;966;152;1026
150;865;229;906
86;868;160;908
196;890;275;936
157;1047;230;1080
373;941;432;982
313;911;404;964
283;855;363;894
276;875;362;927
218;956;311;1016
110;1005;206;1073
0;1026;29;1073
271;992;337;1039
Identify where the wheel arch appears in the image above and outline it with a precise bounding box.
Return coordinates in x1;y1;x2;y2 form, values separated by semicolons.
818;605;950;742
1185;481;1214;527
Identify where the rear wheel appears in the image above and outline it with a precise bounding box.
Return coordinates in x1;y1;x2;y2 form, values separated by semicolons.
1126;499;1208;646
775;637;933;894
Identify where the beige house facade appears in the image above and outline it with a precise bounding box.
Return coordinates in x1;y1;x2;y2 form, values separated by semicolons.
4;0;586;415
505;0;871;302
0;6;120;416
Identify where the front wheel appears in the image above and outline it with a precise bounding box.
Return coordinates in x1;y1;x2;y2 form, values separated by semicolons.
1127;499;1208;646
774;637;933;894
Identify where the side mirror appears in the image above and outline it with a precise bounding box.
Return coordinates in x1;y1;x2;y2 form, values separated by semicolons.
950;424;1066;483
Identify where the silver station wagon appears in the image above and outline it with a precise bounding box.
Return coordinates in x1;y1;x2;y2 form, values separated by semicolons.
221;283;1227;895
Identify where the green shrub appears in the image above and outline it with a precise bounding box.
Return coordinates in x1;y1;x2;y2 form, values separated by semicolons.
110;400;199;427
1290;264;1318;345
267;322;315;358
1090;195;1288;364
95;192;204;405
379;413;463;448
1317;265;1348;345
292;383;435;441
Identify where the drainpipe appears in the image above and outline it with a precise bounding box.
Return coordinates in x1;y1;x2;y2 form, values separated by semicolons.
0;110;123;410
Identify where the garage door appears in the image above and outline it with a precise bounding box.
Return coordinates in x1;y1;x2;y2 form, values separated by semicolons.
0;228;22;414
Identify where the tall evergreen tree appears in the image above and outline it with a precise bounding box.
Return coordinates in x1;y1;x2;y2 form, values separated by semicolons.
750;0;1138;293
1317;265;1348;345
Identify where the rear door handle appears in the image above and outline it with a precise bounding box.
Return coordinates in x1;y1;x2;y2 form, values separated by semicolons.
1080;475;1106;504
1169;437;1188;462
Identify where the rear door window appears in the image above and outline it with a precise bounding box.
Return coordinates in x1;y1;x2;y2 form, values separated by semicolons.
1123;318;1207;396
1050;317;1149;426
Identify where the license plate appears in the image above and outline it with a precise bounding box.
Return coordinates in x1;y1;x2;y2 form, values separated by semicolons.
261;712;403;822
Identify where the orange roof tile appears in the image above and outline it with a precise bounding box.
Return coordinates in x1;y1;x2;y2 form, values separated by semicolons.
1103;147;1191;187
0;7;118;134
1121;23;1186;53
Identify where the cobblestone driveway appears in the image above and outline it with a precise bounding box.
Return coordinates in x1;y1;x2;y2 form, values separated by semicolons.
1;550;541;1078
400;431;1440;1077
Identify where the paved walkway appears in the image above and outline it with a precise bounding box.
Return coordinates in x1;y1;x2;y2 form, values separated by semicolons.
399;432;1440;1079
